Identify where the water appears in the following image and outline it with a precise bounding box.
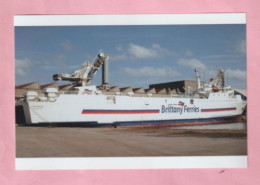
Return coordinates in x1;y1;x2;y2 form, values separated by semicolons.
171;122;247;130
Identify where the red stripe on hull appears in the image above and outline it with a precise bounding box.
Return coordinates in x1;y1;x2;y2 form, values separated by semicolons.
201;108;236;112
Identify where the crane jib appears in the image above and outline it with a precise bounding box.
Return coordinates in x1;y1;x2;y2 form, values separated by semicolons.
52;51;109;86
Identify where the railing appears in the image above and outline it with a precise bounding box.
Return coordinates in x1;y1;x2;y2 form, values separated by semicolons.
59;90;79;95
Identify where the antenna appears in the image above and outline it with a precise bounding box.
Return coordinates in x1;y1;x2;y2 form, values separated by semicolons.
194;67;201;89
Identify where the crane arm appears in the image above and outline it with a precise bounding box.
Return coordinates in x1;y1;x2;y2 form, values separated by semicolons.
208;69;225;88
53;51;109;86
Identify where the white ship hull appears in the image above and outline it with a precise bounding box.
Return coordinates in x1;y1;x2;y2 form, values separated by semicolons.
16;90;246;127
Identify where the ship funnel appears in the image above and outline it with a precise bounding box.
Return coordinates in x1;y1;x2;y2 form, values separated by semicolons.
102;56;109;89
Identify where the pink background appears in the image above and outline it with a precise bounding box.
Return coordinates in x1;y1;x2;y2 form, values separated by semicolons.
0;0;260;184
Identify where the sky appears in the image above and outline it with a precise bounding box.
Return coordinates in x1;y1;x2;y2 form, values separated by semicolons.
15;24;246;89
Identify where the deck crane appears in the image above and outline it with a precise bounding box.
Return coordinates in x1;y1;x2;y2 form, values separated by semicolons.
53;51;109;86
208;69;225;90
194;68;226;96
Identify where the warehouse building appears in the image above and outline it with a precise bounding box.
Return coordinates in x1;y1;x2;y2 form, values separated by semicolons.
149;80;206;94
15;80;247;99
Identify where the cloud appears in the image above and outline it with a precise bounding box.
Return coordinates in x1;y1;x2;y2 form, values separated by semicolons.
15;58;33;76
225;69;247;80
202;54;233;59
61;40;73;52
177;58;206;70
107;43;176;62
53;54;67;67
116;44;123;52
234;40;246;55
151;43;173;56
128;43;173;59
122;66;181;78
109;54;127;62
42;65;59;70
128;43;157;58
185;49;193;57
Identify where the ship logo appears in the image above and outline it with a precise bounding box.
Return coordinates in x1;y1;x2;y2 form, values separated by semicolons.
83;88;93;95
178;101;185;106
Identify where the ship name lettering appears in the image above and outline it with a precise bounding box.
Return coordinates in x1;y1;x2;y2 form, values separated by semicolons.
183;105;200;113
161;105;199;115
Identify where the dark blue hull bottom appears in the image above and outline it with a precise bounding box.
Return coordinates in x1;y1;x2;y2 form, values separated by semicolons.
115;115;243;128
22;115;244;128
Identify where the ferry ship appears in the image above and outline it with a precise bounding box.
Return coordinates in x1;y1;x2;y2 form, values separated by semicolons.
15;52;247;127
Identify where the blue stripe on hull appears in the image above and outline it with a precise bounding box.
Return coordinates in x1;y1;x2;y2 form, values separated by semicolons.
82;109;160;114
28;121;113;127
114;115;243;127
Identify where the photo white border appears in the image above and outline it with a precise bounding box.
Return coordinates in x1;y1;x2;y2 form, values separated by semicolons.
16;156;247;170
14;13;246;26
15;13;247;170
